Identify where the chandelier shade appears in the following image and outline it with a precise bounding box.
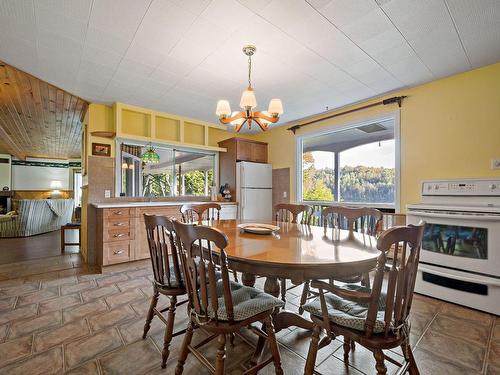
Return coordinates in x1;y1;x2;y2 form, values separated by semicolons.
216;45;283;132
141;143;160;164
239;87;257;109
216;100;231;117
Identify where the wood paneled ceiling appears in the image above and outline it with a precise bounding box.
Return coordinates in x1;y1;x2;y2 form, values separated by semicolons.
0;61;88;159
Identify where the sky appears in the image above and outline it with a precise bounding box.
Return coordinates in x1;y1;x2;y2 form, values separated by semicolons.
312;139;395;169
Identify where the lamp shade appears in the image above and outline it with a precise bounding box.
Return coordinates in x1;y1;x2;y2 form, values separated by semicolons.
268;98;283;115
240;87;257;109
216;100;231;116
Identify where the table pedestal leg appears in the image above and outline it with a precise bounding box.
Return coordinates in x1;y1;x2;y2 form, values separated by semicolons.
242;273;256;287
264;277;313;332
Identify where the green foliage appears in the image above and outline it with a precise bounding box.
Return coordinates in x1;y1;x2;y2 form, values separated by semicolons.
302;152;395;203
143;173;174;197
183;170;213;196
142;170;213;197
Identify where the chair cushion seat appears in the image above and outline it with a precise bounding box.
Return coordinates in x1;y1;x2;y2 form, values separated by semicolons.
207;280;284;321
303;284;387;334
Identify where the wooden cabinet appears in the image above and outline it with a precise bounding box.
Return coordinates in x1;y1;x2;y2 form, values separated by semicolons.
95;203;237;269
218;137;268;198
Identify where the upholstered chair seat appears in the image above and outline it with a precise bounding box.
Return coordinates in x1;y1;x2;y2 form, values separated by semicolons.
303;284;388;333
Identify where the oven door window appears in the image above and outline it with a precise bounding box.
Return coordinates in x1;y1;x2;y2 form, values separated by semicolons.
423;224;487;259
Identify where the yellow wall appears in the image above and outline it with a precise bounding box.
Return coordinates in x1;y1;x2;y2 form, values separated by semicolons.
249;62;500;212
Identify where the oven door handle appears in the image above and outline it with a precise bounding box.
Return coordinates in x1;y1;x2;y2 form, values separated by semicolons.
408;211;500;222
418;265;500;287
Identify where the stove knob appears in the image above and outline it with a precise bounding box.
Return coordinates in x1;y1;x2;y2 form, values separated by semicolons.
490;184;497;190
434;184;439;190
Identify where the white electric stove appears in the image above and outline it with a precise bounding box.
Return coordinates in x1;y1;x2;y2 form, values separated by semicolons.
406;178;500;315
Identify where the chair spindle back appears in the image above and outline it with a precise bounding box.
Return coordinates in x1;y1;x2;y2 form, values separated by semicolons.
274;203;312;224
173;221;234;324
180;203;221;224
365;223;425;337
144;214;184;290
322;206;383;236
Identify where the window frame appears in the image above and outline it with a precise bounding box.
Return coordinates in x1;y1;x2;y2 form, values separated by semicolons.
295;111;401;211
114;138;219;198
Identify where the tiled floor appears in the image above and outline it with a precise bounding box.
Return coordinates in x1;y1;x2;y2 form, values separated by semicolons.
0;255;498;374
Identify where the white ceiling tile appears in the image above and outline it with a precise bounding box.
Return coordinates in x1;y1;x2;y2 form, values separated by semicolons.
382;0;470;75
201;0;255;33
81;44;122;70
36;0;93;22
111;67;147;88
317;0;379;28
169;0;212;15
89;0;151;41
85;26;132;56
168;37;214;69
237;0;273;13
446;0;500;68
36;7;88;44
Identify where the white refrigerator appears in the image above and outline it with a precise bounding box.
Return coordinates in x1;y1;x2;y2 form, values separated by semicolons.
236;161;272;221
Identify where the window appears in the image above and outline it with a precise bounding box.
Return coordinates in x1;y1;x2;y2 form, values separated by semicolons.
73;171;82;207
120;143;215;198
298;117;398;207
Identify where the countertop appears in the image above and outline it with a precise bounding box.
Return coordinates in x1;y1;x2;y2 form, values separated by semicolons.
92;201;238;209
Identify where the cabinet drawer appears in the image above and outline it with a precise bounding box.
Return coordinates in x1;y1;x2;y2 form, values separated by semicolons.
220;205;237;220
104;228;133;242
104;218;131;229
104;208;130;219
103;241;132;265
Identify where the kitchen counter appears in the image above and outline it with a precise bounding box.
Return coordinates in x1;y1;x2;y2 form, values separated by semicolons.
91;200;238;269
92;201;237;209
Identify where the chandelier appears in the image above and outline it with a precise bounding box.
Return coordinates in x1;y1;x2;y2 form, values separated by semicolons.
141;143;160;164
215;45;283;132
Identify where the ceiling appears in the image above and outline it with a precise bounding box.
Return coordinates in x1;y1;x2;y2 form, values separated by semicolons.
0;61;88;159
303;119;394;153
0;0;499;134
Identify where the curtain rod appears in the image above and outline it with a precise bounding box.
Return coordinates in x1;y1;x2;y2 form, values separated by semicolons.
287;96;407;134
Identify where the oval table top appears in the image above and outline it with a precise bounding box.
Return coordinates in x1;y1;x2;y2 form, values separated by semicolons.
206;220;381;281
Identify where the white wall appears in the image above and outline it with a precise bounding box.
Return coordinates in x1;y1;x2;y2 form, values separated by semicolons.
11;158;81;191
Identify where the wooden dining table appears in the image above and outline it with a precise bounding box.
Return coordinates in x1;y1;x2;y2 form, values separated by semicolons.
204;219;381;332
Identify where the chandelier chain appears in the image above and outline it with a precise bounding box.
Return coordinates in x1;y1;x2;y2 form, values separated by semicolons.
248;54;252;88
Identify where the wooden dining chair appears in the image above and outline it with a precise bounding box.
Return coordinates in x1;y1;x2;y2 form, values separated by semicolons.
172;221;285;375
180;202;239;282
273;203;313;305
298;206;383;314
180;202;221;223
303;223;425;375
274;203;313;224
143;214;189;368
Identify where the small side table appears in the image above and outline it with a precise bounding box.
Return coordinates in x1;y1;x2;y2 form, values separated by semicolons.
61;223;81;253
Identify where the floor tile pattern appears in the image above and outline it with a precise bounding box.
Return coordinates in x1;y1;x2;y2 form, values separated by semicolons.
0;254;497;374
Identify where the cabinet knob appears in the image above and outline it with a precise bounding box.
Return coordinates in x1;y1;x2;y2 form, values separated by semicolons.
114;222;125;226
113;250;124;255
113;233;125;238
114;211;123;215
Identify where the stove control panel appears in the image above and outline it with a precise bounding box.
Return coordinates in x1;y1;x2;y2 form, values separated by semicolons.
422;179;500;196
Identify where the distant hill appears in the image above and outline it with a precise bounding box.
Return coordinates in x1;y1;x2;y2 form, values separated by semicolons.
304;165;395;203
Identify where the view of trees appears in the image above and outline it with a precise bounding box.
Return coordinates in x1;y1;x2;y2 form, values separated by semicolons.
302;152;395;203
142;170;213;197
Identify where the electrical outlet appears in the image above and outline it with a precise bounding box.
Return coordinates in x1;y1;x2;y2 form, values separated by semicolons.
283;191;287;198
492;159;500;170
104;190;111;198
